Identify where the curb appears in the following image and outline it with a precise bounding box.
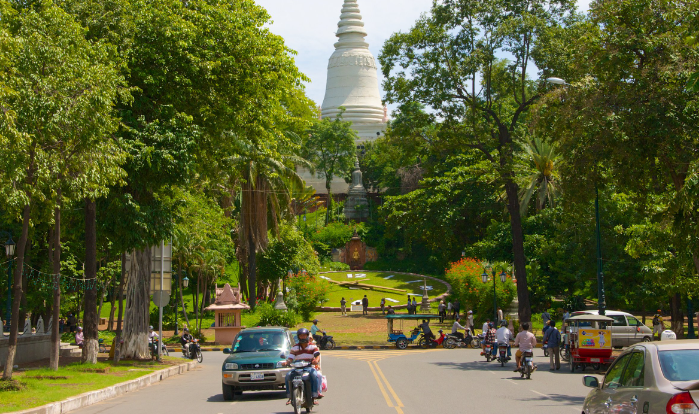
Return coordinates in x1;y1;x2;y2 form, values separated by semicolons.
14;360;199;414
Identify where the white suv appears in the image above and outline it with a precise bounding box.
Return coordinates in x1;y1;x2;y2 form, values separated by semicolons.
571;310;653;348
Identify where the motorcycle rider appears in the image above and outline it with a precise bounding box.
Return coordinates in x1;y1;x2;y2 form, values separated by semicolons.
482;322;497;356
283;328;323;406
514;322;538;372
420;319;435;341
180;327;193;356
148;326;159;342
481;318;491;353
495;320;513;360
311;319;322;345
435;329;447;346
451;317;467;340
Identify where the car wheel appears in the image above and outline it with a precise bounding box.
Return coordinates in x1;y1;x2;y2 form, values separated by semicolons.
643;336;651;342
222;384;235;401
396;338;408;350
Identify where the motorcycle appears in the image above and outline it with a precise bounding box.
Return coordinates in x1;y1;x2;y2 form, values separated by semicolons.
288;360;316;414
149;339;169;360
183;339;203;363
445;329;480;349
520;351;535;379
417;333;441;349
318;331;336;350
484;343;493;362
497;342;510;367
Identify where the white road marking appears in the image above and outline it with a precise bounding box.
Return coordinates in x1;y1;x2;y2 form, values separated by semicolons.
531;389;580;412
505;379;518;386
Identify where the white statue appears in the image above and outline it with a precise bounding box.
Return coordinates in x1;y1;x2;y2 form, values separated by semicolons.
23;318;31;334
46;317;53;335
36;316;44;334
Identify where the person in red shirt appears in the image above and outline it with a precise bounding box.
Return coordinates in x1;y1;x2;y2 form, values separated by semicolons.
435;330;447;346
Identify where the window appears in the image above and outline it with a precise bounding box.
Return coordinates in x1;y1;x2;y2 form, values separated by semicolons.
626;316;641;326
232;332;288;353
619;352;645;388
604;354;630;390
611;315;627;327
658;350;699;382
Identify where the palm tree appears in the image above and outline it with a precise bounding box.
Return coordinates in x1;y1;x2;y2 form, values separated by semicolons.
230;139;310;310
519;137;561;217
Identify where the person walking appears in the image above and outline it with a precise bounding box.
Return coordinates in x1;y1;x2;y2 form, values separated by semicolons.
412;297;418;314
407;296;413;315
447;301;453;318
340;297;347;316
541;309;552;326
452;300;460;320
543;320;562;370
387;305;395;315
67;313;77;333
653;310;665;341
438;300;447;323
362;295;369;316
467;310;474;333
497;308;504;323
380;298;386;315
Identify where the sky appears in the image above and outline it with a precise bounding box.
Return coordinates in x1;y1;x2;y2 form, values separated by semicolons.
256;0;593;112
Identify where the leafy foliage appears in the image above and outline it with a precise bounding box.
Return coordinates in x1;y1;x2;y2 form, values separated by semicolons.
286;273;330;322
254;303;300;328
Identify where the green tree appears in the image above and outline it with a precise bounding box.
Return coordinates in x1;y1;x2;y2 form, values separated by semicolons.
379;0;575;322
518;137;560;217
303;111;358;225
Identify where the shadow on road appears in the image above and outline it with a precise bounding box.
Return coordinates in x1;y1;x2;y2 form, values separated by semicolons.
517;394;587;406
206;391;286;403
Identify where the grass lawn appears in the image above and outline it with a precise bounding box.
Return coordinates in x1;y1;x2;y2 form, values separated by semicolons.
0;358;182;412
320;271;449;309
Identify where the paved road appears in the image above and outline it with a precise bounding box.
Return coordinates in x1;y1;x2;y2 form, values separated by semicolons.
73;348;591;414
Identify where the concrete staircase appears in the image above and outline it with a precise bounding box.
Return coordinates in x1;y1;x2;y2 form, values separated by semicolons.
60;342;82;357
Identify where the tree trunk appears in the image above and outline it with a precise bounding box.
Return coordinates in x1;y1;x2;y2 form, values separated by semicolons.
248;231;257;310
194;270;200;331
121;248;151;359
504;180;532;324
108;278;116;331
50;195;62;371
325;183;332;225
18;240;31;332
82;199;99;363
113;253;126;364
2;202;31;380
671;293;684;339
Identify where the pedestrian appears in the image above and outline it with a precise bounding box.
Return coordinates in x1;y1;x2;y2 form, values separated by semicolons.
543;320;561;370
380;298;386;315
447;301;453;318
541;309;552;326
407;296;412;315
452;299;460;320
340;297;347;316
438;300;447;323
467;310;474;332
387;305;395;315
497;308;504;323
653;310;665;341
412;297;418;313
562;309;570;322
362;295;369;316
67;313;77;333
59;318;65;334
75;327;84;348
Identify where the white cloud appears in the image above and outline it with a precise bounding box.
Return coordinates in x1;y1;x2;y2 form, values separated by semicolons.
256;0;592;110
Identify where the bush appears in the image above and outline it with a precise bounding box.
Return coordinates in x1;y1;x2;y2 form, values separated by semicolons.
254;303;301;328
445;258;517;322
321;258;350;271
258;221;321;280
286;273;330;321
311;222;354;250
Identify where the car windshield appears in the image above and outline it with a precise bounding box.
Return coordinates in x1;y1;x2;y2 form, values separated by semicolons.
658;350;699;382
232;332;288;353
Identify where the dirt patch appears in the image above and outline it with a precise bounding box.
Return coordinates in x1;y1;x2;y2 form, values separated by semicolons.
74;367;110;374
0;380;27;391
26;375;70;380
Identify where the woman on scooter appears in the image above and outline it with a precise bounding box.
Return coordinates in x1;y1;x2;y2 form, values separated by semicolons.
481;322;497;356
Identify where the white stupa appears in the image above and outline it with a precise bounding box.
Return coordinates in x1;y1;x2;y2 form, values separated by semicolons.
321;0;387;144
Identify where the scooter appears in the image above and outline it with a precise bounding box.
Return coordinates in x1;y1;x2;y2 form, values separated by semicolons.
149;338;169;360
183;339;203;363
497;343;510;367
288;360;316;414
484;343;493;362
318;331;336;350
520;351;535;379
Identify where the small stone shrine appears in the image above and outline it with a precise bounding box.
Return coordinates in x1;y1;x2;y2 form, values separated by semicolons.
205;283;250;345
23;317;31;334
332;231;378;270
36;317;44;334
344;158;369;221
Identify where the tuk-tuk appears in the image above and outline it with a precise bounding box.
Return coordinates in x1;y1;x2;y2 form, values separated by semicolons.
386;314;439;349
565;314;616;372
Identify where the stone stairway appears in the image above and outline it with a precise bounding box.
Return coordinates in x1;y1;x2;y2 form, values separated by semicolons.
60;342;82;357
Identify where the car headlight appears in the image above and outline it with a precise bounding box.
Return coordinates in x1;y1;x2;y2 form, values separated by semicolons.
225;363;238;370
277;361;286;368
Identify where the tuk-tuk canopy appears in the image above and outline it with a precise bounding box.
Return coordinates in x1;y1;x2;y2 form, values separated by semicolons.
566;314;614;322
385;314;439;320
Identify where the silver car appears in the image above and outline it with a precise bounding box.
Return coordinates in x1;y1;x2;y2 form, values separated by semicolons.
581;339;699;414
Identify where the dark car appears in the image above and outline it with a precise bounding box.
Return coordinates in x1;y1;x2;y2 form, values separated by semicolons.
221;327;294;401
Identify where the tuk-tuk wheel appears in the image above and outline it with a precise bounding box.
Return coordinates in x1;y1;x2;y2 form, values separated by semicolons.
396;338;408;350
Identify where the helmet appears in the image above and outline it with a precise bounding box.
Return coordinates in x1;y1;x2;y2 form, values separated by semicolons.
149;326;154;330
489;322;495;328
184;327;189;332
297;328;310;343
500;320;507;327
312;319;318;324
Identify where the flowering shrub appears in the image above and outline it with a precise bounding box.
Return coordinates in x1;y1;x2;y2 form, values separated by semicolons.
445;258;517;323
286;273;330;321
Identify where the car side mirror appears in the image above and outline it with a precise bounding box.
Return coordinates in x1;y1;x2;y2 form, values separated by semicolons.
223;348;232;354
583;375;599;389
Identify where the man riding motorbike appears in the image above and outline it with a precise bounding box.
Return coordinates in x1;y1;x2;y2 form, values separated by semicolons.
482;322;497;356
451;317;467;340
148;326;158;342
283;328;323;406
311;319;322;345
495;320;513;360
419;319;435;341
514;322;538;372
180;327;193;356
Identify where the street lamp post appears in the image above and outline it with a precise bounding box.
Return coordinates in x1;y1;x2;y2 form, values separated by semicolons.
174;271;179;336
547;76;606;316
482;268;508;323
2;233;16;331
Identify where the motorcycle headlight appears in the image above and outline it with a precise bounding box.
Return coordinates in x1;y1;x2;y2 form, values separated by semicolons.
224;363;238;370
276;361;286;368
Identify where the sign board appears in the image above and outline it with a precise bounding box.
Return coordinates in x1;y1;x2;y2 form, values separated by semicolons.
577;329;612;349
124;241;173;295
152;290;171;307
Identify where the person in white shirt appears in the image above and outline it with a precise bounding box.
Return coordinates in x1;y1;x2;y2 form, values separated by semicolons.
481;319;491;353
148;326;159;342
495;320;512;360
467;310;474;333
451;317;466;340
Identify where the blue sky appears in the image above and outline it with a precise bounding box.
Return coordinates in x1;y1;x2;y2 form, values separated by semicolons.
256;0;592;112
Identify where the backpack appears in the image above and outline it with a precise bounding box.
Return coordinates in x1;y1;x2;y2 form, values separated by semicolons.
653;316;660;326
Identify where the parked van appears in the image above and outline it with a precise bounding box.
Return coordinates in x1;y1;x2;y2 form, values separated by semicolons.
570;310;652;348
